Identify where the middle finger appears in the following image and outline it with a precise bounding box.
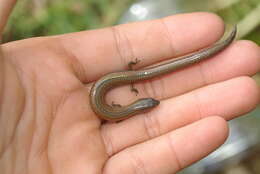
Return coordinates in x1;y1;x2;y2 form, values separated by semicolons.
101;76;260;155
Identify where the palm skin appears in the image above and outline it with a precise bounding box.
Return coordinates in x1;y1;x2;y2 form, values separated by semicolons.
0;1;260;174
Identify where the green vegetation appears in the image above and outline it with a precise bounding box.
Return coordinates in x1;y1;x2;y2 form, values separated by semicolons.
4;0;260;44
3;0;135;41
216;0;260;41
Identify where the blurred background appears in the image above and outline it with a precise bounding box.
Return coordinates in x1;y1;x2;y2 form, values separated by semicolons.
3;0;260;173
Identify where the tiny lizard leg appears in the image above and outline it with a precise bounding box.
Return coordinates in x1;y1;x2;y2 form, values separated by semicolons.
128;58;140;70
111;101;122;108
130;84;139;96
128;58;140;95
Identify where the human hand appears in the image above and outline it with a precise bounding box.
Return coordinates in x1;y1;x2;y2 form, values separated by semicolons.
0;1;260;174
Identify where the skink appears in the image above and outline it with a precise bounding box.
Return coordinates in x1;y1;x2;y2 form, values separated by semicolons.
90;26;237;121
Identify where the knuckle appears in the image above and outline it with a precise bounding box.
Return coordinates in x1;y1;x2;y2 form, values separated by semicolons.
127;150;147;174
143;111;161;139
110;26;135;68
166;134;182;170
100;127;116;156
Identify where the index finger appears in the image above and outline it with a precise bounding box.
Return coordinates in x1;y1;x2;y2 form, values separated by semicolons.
57;12;225;82
2;12;225;82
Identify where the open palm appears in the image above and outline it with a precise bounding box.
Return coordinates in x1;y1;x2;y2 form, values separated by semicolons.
1;1;260;174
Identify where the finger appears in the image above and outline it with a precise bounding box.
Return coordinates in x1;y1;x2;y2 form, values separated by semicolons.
0;0;16;36
97;40;260;107
101;77;259;155
61;12;224;82
3;12;224;81
104;116;228;174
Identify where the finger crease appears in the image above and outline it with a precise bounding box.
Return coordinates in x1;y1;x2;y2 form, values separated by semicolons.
166;134;183;170
56;38;87;82
143;111;161;139
142;79;157;98
192;91;204;121
149;79;158;98
160;18;176;55
100;126;116;156
127;150;148;174
111;26;135;69
42;100;56;174
155;76;167;99
197;62;210;87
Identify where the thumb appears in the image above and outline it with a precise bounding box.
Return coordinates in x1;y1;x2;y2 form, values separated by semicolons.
0;0;17;41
